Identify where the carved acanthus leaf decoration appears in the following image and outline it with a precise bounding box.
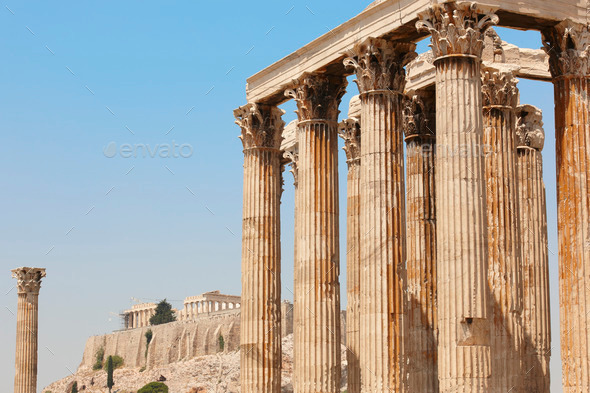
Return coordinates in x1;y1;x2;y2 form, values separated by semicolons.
338;118;361;165
234;103;285;150
402;92;435;140
284;73;347;122
343;38;417;93
11;267;46;294
542;20;590;78
283;148;299;186
416;2;499;58
482;69;519;108
516;105;545;151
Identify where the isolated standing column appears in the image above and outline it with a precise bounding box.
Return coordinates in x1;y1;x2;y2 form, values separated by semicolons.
12;267;46;393
417;3;498;391
286;73;346;393
235;103;284;393
543;20;590;392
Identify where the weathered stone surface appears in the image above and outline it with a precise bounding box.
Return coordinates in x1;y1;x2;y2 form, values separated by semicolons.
285;73;346;393
46;334;350;393
79;313;241;372
339;116;361;393
482;69;525;393
345;37;413;393
516;105;551;393
246;0;584;104
235;102;284;393
417;3;497;391
543;19;590;393
405;28;550;92
403;91;438;393
12;267;46;393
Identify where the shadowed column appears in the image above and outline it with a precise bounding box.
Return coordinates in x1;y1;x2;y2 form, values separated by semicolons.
417;3;498;391
542;20;590;393
515;104;551;393
286;73;346;393
344;37;415;393
339;117;361;393
402;91;438;393
12;267;46;393
235;103;284;393
482;68;524;393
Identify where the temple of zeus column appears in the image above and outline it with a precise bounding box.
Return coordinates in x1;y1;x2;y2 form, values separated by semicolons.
543;20;590;393
402;91;438;393
481;68;525;392
235;103;283;393
286;73;345;393
236;0;588;391
338;115;361;393
417;4;497;391
12;267;46;393
516;104;551;393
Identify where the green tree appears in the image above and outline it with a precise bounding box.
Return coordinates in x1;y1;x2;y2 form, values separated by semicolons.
106;356;114;393
137;382;168;393
149;300;176;326
70;382;78;393
218;335;225;352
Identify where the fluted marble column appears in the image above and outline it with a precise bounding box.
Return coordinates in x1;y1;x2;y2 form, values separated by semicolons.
285;73;346;393
543;20;590;393
235;103;284;393
344;37;416;393
417;3;498;391
12;267;46;393
482;69;524;393
339;118;361;393
402;91;438;393
515;105;551;393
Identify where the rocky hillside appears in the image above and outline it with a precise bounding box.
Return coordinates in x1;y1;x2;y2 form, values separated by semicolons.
42;335;349;393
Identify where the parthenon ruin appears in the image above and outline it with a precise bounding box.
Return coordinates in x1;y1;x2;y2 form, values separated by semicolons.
122;291;242;329
234;1;589;392
180;291;241;320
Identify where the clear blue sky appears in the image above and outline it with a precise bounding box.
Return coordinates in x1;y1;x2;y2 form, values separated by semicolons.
0;1;561;392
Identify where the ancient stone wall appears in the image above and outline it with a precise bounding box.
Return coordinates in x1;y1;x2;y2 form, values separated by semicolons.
78;304;322;372
79;311;243;372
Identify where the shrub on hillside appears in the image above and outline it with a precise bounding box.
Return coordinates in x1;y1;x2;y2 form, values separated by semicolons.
138;382;169;393
109;355;124;369
93;347;105;370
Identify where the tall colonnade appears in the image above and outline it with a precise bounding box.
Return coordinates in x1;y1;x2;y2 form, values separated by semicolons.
233;1;585;392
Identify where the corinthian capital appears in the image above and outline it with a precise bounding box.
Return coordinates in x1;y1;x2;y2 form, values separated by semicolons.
416;2;499;59
482;69;519;108
542;20;590;78
234;103;285;151
516;104;545;151
343;38;416;94
284;73;347;122
338;119;361;165
283;148;299;186
11;267;46;294
402;92;435;140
